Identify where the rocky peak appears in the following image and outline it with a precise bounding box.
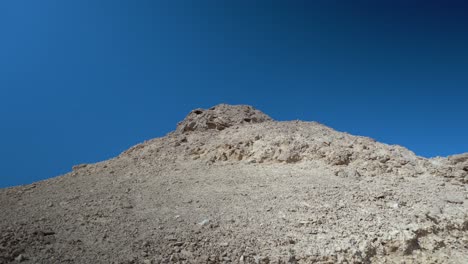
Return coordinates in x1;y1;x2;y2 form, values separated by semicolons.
176;104;272;133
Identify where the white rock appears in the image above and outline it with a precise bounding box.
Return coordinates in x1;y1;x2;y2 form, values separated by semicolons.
198;219;210;226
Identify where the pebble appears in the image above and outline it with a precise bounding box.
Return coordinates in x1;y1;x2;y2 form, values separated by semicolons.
165;235;177;241
15;254;26;262
180;249;193;258
198;219;210;226
288;255;297;263
254;256;270;263
173;241;184;247
444;197;464;204
169;254;178;262
121;204;133;209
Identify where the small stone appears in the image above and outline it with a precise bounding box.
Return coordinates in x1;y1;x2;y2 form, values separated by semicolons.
375;194;385;199
180;249;193;259
121;203;133;209
197;255;208;262
173;241;184;247
72;164;87;171
288;255;297;263
198;219;210;226
219;242;229;247
165;235;177;241
169;254;178;262
444;195;464;204
15;254;26;262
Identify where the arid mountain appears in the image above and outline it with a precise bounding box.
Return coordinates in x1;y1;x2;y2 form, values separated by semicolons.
1;104;467;264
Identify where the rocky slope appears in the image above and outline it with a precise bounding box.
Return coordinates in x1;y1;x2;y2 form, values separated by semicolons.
1;104;467;264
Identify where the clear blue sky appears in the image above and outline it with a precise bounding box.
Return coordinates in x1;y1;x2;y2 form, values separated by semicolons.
1;1;467;188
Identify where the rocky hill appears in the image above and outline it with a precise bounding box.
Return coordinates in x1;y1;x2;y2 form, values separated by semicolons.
1;104;467;263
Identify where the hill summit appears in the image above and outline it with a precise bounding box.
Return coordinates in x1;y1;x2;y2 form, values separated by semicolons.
176;104;272;133
1;104;467;264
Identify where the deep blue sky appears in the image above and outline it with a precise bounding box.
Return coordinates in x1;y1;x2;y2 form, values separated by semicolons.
1;1;467;188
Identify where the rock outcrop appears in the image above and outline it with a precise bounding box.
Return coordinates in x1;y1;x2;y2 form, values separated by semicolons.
176;104;272;133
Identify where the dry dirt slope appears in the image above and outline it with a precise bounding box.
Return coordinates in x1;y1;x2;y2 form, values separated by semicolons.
1;104;467;264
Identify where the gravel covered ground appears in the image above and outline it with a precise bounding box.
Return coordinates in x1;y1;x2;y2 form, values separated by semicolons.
1;104;467;263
